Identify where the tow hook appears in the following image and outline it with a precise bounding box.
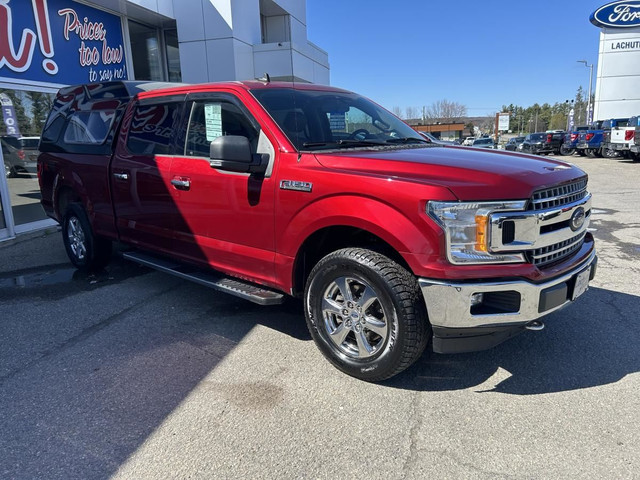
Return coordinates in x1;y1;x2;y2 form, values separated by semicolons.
525;320;545;331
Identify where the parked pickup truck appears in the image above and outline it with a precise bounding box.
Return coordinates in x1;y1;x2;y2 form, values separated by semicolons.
37;81;597;381
630;116;640;161
521;131;565;155
560;126;588;156
605;116;638;159
600;118;629;158
576;121;604;157
601;117;631;157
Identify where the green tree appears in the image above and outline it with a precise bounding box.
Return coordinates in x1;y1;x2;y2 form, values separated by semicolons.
26;91;54;136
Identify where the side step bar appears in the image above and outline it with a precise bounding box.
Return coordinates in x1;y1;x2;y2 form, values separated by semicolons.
122;251;285;306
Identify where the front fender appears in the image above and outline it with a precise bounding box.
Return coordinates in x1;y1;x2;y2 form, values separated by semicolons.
278;194;442;269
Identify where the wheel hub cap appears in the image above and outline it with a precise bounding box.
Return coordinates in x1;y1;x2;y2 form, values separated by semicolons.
321;276;389;359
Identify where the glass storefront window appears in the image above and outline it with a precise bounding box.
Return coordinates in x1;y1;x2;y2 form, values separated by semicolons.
165;29;182;82
1;88;55;228
128;20;163;81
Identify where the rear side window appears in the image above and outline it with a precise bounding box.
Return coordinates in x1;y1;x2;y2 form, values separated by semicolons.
63;110;115;144
127;102;183;155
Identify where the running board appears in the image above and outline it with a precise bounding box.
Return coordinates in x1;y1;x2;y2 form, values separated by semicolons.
122;251;285;306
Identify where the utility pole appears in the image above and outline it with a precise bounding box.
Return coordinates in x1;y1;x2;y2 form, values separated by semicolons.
577;60;594;124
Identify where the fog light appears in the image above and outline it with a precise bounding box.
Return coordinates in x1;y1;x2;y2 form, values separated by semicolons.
470;293;484;307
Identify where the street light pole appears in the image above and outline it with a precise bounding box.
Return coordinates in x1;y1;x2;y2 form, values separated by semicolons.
577;60;594;124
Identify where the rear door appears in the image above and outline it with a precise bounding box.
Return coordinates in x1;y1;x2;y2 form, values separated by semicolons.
110;96;185;254
168;92;277;285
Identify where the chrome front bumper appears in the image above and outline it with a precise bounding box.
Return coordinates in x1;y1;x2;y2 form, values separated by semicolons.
418;250;597;330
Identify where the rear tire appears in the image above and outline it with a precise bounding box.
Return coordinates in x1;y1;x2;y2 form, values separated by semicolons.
586;149;597;158
62;203;112;271
559;145;574;156
304;248;429;382
602;147;618;158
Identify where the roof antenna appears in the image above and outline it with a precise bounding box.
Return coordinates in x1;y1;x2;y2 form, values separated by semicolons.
257;72;270;84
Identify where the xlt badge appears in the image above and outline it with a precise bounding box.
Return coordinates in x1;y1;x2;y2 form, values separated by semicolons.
280;180;312;192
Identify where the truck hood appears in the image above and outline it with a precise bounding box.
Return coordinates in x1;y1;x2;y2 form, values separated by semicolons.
314;146;586;201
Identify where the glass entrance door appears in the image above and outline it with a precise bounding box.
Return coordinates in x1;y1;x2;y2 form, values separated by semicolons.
0;87;56;239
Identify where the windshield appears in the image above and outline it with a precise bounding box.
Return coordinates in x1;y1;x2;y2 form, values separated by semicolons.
250;88;426;151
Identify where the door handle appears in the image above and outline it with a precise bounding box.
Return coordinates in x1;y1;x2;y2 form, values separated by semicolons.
171;177;191;190
113;172;129;181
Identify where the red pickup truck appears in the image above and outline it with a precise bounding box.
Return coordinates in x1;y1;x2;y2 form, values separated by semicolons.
37;81;596;381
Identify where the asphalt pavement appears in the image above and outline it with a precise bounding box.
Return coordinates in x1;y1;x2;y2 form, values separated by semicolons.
0;154;638;479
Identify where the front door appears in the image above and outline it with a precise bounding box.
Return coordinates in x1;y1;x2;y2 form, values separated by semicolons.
169;93;277;286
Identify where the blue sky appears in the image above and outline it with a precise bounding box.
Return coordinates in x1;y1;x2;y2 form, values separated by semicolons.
306;0;606;115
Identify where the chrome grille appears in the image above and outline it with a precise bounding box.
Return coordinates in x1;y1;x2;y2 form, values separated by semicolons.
528;231;587;267
531;178;588;211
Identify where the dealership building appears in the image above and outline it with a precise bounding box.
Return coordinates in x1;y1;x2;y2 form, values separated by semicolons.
0;0;329;241
591;1;640;120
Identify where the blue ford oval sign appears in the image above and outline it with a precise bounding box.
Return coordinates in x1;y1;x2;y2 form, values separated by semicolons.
591;1;640;28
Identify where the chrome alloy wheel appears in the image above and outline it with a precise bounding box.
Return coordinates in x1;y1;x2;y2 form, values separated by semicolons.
321;276;389;359
67;217;87;261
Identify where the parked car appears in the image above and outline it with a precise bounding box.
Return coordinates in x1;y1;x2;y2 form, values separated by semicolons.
1;136;29;177
20;136;41;164
470;137;495;149
462;136;475;146
504;136;525;151
418;131;457;146
37;80;596;382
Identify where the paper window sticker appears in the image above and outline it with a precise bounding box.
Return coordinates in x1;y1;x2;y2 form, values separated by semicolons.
204;103;223;141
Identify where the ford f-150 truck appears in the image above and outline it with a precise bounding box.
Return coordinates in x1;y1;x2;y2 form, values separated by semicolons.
576;121;605;157
602;117;631;158
37;81;597;381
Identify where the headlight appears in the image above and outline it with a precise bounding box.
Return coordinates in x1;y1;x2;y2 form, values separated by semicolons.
427;201;527;264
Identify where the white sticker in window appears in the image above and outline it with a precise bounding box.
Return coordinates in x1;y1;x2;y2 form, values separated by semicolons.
204;103;222;140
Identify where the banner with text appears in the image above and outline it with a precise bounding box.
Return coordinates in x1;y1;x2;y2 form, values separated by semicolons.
0;0;127;86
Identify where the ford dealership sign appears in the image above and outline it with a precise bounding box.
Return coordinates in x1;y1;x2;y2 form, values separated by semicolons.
591;1;640;28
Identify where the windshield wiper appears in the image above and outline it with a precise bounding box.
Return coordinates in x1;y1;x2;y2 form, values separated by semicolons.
302;139;385;148
384;137;429;144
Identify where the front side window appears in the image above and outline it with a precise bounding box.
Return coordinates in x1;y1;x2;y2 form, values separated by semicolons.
184;100;259;157
251;88;426;151
63;110;115;144
127;102;182;155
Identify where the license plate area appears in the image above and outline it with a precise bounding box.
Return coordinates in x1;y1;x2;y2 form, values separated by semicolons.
572;266;591;300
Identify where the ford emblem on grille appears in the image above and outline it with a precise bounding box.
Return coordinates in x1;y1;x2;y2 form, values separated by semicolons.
570;207;586;231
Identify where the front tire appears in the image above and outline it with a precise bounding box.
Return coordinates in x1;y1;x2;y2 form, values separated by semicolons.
304;248;429;382
62;203;112;271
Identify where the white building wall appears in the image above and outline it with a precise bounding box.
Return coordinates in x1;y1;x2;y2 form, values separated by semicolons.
594;27;640;120
126;0;329;84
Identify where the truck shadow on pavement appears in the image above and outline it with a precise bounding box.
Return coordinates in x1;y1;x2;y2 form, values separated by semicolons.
386;286;640;394
0;258;308;479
